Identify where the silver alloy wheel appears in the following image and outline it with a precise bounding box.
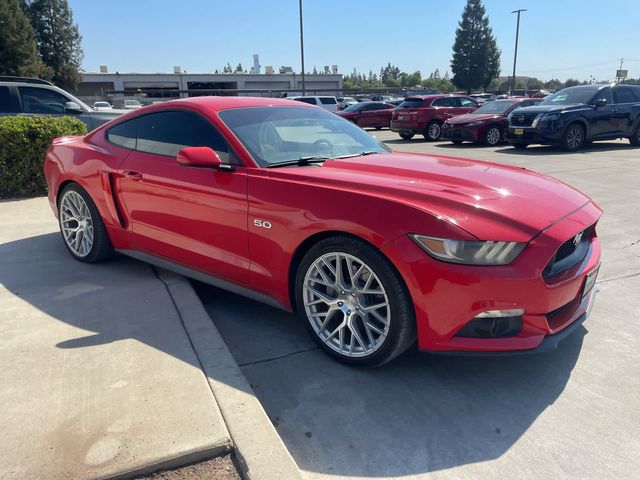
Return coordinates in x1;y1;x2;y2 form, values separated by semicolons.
486;127;501;145
303;252;390;357
59;190;94;257
428;123;441;139
566;126;583;149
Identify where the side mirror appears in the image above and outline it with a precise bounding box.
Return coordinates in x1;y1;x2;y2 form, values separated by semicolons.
595;98;607;107
64;102;83;114
177;147;231;170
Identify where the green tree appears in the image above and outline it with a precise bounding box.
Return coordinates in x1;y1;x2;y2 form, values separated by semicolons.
450;0;501;93
235;62;243;72
22;0;83;90
544;79;563;91
564;78;581;88
0;0;50;77
222;63;233;73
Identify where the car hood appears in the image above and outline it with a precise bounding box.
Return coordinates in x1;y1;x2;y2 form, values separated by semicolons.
447;113;503;125
271;152;593;242
511;104;589;115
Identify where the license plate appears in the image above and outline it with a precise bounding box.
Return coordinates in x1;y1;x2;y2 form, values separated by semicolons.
583;265;599;299
514;128;524;135
398;116;404;121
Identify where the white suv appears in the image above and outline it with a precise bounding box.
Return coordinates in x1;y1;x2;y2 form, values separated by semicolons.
290;96;338;112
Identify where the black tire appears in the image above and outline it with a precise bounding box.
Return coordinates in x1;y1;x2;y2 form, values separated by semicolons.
424;120;442;141
563;123;585;151
375;126;382;130
512;143;528;150
399;131;414;140
58;183;114;263
629;123;640;146
451;140;463;145
295;236;416;367
484;126;502;146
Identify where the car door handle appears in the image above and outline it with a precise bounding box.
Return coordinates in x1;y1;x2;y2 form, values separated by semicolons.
123;170;143;180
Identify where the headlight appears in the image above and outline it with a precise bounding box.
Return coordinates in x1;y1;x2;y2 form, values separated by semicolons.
532;113;560;128
466;120;485;127
410;234;526;265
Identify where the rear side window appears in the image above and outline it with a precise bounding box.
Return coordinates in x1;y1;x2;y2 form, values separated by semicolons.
294;97;317;105
0;86;20;113
613;87;637;104
107;117;140;150
432;97;458;107
137;110;231;161
319;97;337;105
19;86;70;114
459;97;477;107
398;98;424;108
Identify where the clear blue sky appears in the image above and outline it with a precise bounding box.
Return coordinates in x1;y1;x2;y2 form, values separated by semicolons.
68;0;639;82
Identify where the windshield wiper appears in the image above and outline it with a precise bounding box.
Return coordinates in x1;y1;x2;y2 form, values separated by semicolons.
334;151;381;159
266;156;332;168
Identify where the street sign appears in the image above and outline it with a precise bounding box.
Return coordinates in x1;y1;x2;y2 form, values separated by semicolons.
617;70;628;78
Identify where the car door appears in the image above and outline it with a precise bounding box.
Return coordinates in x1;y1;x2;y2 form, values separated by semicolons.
432;97;462;121
612;86;639;135
358;103;379;127
589;87;618;138
115;109;250;285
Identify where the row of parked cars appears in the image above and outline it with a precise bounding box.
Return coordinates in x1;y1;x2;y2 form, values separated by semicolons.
300;84;640;152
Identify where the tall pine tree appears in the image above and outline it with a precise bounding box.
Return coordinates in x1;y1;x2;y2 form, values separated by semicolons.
450;0;500;92
0;0;50;77
22;0;83;90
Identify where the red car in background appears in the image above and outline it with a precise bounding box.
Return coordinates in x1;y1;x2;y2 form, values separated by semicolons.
390;94;478;141
442;98;542;145
44;97;601;367
335;101;395;129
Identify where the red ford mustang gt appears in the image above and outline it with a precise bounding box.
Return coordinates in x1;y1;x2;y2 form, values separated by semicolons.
44;97;601;367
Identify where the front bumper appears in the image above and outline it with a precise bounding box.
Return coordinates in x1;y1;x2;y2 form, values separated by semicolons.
506;126;563;145
381;202;602;353
441;124;482;143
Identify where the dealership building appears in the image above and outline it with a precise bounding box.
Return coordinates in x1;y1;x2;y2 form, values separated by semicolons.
75;59;342;106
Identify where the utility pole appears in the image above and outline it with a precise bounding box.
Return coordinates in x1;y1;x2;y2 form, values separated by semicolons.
298;0;306;95
511;9;527;96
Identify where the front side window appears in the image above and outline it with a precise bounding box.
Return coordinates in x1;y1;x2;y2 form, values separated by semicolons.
19;87;70;114
107;117;140;150
219;106;389;166
319;97;337;105
459;98;477;108
0;86;19;113
136;111;230;161
594;87;614;105
432;97;457;107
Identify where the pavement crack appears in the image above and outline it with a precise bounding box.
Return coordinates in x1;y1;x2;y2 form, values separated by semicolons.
238;347;319;368
596;271;640;285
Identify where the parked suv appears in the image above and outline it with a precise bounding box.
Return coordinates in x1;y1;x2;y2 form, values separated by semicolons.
290;96;339;112
0;76;124;131
507;84;640;151
390;94;478;140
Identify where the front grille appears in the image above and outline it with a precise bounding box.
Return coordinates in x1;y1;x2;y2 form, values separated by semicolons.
510;113;538;127
543;226;593;279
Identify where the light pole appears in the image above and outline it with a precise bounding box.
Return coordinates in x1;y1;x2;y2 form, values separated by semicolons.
511;9;526;96
298;0;306;95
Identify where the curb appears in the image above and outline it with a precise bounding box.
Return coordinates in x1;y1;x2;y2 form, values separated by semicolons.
156;269;304;480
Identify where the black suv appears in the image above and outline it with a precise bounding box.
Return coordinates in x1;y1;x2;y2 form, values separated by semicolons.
506;84;640;151
0;76;124;131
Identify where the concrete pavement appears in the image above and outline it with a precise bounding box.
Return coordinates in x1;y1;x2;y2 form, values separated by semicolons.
0;198;231;479
197;134;640;480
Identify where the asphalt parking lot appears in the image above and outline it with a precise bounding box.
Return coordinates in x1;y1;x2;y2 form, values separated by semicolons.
196;131;640;480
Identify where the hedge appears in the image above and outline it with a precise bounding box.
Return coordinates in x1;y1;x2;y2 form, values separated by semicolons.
0;116;87;198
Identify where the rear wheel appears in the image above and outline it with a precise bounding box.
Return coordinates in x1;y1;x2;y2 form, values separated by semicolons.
399;131;414;140
296;236;416;367
629;123;640;146
563;123;585;151
485;126;502;146
424;121;442;141
58;183;113;263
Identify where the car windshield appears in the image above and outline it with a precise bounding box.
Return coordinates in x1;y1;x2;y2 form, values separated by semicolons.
540;87;599;106
124;100;141;106
474;100;515;114
219;106;390;167
343;103;364;112
95;102;109;107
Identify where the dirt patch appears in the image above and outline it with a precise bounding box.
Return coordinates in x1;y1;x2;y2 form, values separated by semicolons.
134;454;242;480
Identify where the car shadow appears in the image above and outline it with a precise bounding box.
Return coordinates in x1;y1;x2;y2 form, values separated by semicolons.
492;142;634;156
195;283;586;477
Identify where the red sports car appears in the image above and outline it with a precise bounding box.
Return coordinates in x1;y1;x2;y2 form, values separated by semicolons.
442;98;542;145
335;101;395;129
44;97;601;367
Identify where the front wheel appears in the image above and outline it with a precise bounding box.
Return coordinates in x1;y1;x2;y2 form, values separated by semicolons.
424;121;442;141
58;183;114;263
563;123;585;151
399;131;414;140
485;126;502;146
295;236;416;367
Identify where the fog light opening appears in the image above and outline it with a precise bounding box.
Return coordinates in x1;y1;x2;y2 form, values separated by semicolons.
456;309;524;338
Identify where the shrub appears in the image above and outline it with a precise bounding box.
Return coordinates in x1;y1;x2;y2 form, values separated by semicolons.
0;116;86;198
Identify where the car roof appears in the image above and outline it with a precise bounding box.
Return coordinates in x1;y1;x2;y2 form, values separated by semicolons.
405;94;466;100
162;96;316;112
